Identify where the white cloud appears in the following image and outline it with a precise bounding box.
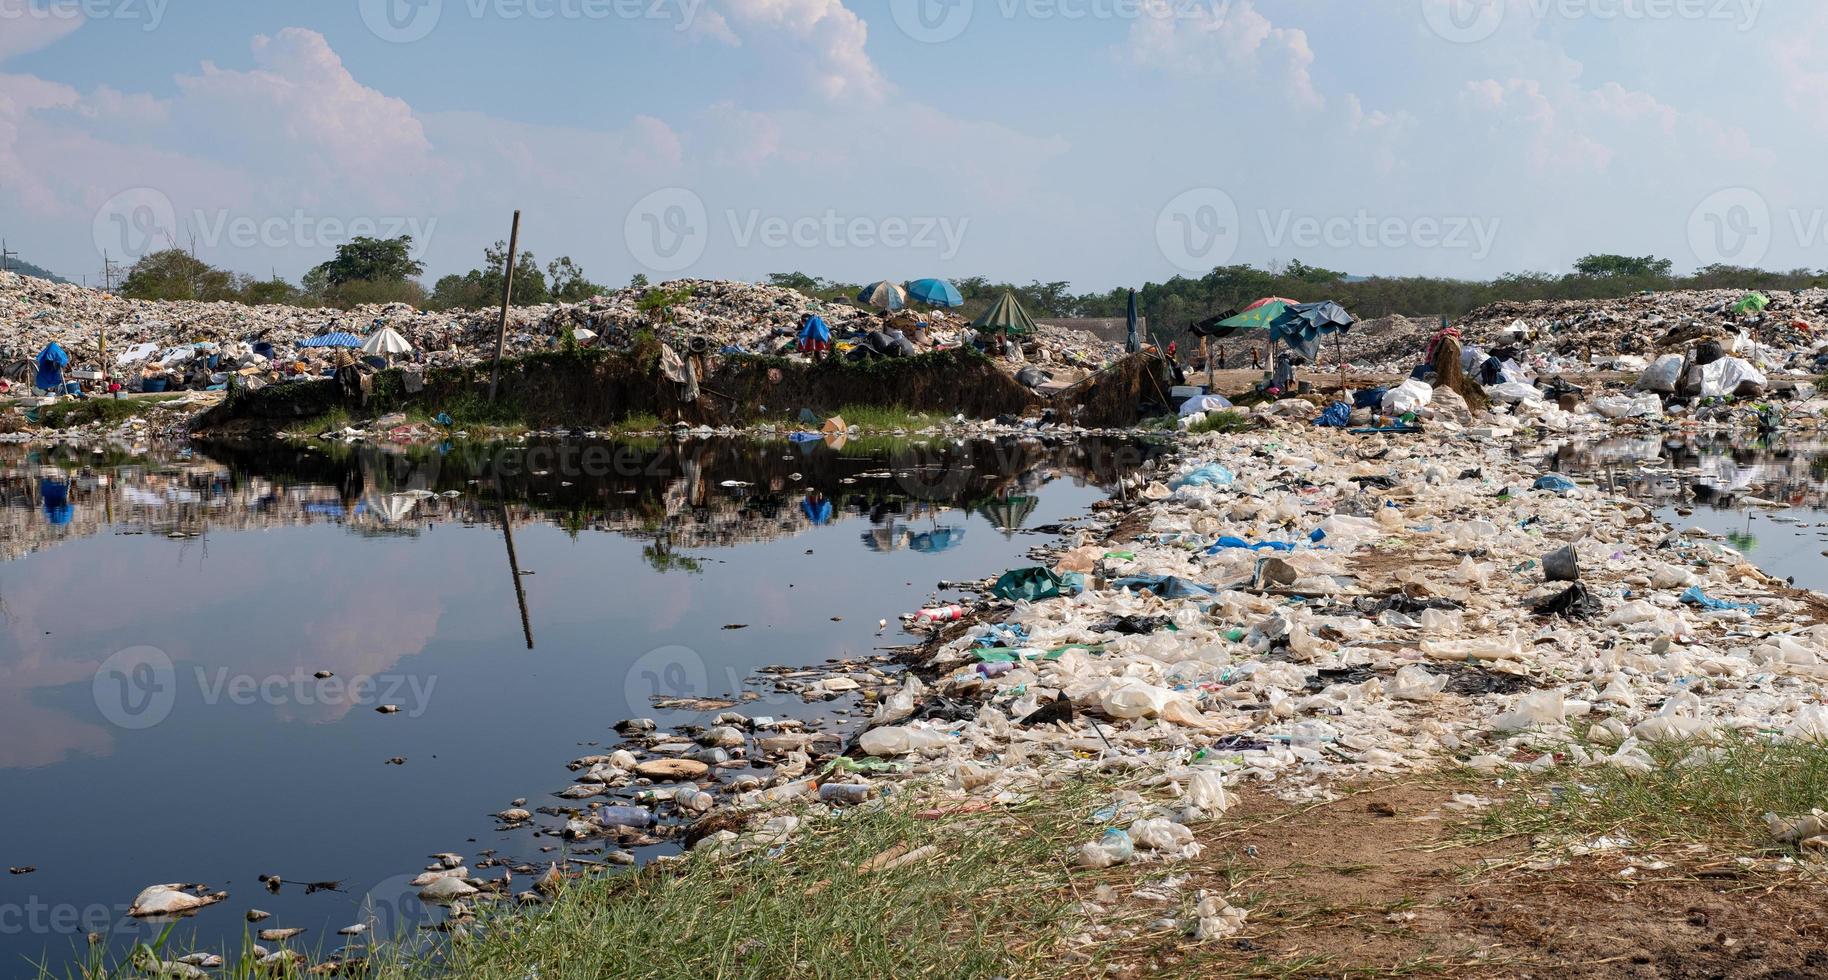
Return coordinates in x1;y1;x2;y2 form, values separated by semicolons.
717;0;886;102
0;0;83;62
1122;0;1321;108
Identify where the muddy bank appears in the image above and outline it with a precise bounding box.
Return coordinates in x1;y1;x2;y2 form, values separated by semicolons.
191;348;1172;436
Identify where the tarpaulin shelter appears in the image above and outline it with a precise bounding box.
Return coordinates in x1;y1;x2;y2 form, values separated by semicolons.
798;314;832;352
906;278;964;308
1276;300;1356;361
970;292;1038;337
978;494;1039;537
857;281;907;311
34;342;68;392
299;332;364;349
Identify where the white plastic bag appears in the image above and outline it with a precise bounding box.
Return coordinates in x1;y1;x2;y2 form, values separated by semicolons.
1382;378;1433;414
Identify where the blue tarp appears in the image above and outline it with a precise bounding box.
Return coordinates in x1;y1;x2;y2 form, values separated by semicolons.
1534;474;1578;493
1169;464;1235;489
1112;575;1217;599
39;478;71;526
1208;536;1297;554
34;342;68;391
798;315;831;346
1314;402;1352;427
801;496;833;525
1681;586;1760;615
298;332;363;349
1272;301;1355;361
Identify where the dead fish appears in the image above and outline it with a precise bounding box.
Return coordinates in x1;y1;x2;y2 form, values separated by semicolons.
313;671;334;679
386;757;407;765
721;624;748;630
376;705;401;714
535;863;562;897
337;923;368;937
257;927;306;942
418;876;479;905
433;853;465;869
177;953;223;968
127;884;227;918
497;808;532;823
7;867;33;875
409;867;469;888
246;909;271;923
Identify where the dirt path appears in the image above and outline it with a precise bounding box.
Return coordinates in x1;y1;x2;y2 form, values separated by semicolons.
1090;781;1828;979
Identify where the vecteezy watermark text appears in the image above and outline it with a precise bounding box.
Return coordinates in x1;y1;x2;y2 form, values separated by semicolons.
0;0;169;31
1424;0;1761;44
625;187;969;273
92;187;435;262
890;0;1235;43
360;0;705;44
1154;188;1500;272
93;646;437;729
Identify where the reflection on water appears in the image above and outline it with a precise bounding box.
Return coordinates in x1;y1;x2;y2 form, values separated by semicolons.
1531;435;1828;589
0;435;1161;972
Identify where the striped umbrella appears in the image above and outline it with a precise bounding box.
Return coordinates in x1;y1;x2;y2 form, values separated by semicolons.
857;281;907;311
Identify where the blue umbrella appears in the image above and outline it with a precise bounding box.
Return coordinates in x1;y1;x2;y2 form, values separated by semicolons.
1125;289;1140;354
906;278;964;308
857;281;907;311
298;332;364;349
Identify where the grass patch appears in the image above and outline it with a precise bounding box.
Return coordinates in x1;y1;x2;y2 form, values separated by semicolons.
828;404;936;430
1474;733;1828;856
383;780;1112;979
35;394;186;429
1184;410;1255;435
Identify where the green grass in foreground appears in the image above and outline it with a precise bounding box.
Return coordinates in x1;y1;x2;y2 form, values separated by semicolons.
395;780;1106;980
1183;410;1255;435
1473;734;1828;855
52;778;1117;979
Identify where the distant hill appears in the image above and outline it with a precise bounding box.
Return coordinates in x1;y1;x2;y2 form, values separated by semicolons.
3;257;71;284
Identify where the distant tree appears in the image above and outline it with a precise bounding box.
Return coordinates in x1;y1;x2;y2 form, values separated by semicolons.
629;273;649;289
546;256;603;303
311;236;425;287
119;249;239;302
767;272;820;294
1573;254;1673;278
425;241;552;310
239;276;303;306
1283;259;1346;284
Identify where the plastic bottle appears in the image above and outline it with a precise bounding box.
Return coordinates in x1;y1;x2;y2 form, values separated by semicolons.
915;605;965;623
596;805;654;828
818;783;871;805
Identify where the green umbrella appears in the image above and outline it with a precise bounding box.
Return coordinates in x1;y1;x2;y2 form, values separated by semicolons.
970;291;1038;336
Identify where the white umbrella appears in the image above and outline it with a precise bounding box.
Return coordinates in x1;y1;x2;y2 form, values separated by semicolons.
362;326;414;357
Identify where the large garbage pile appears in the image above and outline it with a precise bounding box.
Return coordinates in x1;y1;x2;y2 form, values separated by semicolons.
0;273;1118;395
1457;288;1828;376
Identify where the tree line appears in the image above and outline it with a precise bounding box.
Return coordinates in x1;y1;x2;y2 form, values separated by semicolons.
106;238;1828;340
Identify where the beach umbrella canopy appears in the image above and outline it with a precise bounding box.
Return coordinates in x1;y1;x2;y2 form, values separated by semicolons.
1274;300;1356;360
909;525;965;553
362;325;414;356
299;332;364;349
857;281;907;310
1197;299;1296;339
970;291;1038;336
905;278;964;308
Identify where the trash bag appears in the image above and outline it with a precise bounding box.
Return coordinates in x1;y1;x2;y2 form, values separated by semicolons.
1314;402;1352;427
1111;574;1217;599
1697;356;1767;399
991;567;1082;602
1015;366;1053;389
1533;474;1577;493
1487;381;1543;404
1381;378;1433;414
1593;393;1663;419
1531;583;1603;619
1680;585;1760;615
1179;394;1233;417
1636;354;1683;393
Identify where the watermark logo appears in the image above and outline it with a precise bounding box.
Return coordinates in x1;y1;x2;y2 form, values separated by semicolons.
92;645;177;730
360;0;444;43
626;188;709;274
890;0;974;42
92;187;177;263
354;874;439;948
623;644;708;718
892;446;978;503
1422;0;1504;42
1258;209;1500;261
1689;187;1770;268
1156;188;1240;273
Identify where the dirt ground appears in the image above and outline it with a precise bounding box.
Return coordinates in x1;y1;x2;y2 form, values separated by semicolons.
1089;780;1828;979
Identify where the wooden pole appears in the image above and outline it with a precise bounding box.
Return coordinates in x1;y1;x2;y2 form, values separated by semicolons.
500;501;534;650
1201;337;1212;391
487;210;522;404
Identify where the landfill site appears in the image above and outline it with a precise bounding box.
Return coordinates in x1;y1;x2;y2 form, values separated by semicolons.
10;267;1828;978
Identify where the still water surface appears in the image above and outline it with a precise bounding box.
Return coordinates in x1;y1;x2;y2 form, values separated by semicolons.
0;435;1160;972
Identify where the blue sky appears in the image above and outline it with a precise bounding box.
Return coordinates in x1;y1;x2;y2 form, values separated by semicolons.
0;0;1819;290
